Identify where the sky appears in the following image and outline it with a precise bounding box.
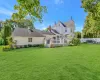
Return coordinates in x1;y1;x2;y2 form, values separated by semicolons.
0;0;87;32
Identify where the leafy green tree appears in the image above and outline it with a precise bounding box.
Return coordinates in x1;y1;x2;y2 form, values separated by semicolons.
81;0;100;38
7;19;34;29
1;23;12;45
12;0;47;29
75;32;81;38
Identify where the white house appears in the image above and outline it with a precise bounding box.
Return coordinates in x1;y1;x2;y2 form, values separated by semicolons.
12;19;75;47
46;19;75;47
12;28;56;47
12;28;45;47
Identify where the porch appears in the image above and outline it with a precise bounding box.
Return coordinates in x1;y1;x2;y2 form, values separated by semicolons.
45;35;67;48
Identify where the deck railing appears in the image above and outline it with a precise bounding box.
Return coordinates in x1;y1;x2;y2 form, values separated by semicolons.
53;40;67;44
53;40;60;44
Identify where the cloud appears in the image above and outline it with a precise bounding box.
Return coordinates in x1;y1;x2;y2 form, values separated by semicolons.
35;22;53;30
75;24;83;32
0;7;13;16
55;0;64;4
42;27;47;30
40;24;48;30
35;23;48;30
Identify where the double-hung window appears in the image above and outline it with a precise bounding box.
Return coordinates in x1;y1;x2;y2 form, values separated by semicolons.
28;38;32;42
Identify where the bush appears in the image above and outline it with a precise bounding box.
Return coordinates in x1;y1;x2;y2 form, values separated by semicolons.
10;45;16;50
20;46;23;48
0;39;4;45
0;39;2;45
31;44;44;48
2;45;11;51
69;38;80;46
39;44;44;48
28;44;32;47
16;46;20;49
24;45;28;48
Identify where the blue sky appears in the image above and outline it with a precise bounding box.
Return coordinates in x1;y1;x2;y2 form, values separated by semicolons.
0;0;87;32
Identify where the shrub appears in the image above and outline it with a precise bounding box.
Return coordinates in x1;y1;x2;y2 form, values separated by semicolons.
39;44;44;48
0;39;4;45
16;46;20;49
31;44;44;48
32;45;35;47
20;46;23;48
24;45;28;48
0;39;2;45
32;45;39;47
69;38;80;46
10;45;16;50
75;32;81;38
2;45;11;51
28;44;32;47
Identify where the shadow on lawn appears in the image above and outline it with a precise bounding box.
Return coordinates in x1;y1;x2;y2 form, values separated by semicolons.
59;64;100;80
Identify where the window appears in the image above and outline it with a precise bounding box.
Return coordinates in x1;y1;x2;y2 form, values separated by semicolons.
71;28;73;32
57;36;60;40
65;35;67;37
65;30;67;32
28;38;32;42
53;37;56;40
47;40;50;44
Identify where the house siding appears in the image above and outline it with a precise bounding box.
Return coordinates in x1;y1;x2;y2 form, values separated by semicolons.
52;23;65;34
13;37;45;45
43;34;56;40
52;22;75;36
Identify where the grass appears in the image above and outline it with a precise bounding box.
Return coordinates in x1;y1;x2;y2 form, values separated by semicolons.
0;44;100;80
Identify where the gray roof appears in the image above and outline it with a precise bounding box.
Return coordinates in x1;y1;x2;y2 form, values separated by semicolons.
52;20;75;28
64;20;75;27
59;21;66;27
51;29;60;34
34;29;55;35
12;28;45;37
53;21;66;28
41;31;55;35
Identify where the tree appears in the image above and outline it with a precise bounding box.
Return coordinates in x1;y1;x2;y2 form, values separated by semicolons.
75;32;81;38
12;0;47;29
0;21;3;32
1;22;12;45
81;0;100;38
5;19;34;29
8;19;34;29
19;19;33;29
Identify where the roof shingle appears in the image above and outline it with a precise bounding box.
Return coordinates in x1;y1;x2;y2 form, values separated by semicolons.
12;28;45;37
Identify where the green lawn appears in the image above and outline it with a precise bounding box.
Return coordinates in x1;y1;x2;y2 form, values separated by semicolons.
0;44;100;80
